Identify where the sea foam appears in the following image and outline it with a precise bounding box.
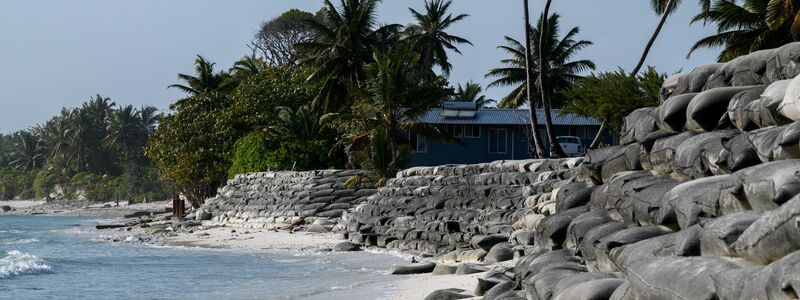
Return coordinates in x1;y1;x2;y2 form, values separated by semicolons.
0;251;53;279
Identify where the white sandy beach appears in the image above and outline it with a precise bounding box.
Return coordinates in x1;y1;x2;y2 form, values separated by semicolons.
165;226;343;251
390;272;483;300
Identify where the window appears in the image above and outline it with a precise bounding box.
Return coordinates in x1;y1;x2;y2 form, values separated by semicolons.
446;124;463;138
488;128;507;154
464;125;480;138
569;126;578;136
410;133;427;153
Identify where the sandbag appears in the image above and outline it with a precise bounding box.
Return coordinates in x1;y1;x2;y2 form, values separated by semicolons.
655;93;697;132
599;143;644;183
623;256;740;300
765;42;800;83
534;206;589;250
565;210;614;251
732;195;800;264
698;211;761;257
673;63;722;95
759;79;793;126
670;130;739;180
656;175;738;229
718;131;761;173
686;86;758;132
727;86;766;131
729;160;800;212
591;226;673;273
736;251;800;300
552;278;626;300
730;49;775;86
619;107;657;145
648;131;698;173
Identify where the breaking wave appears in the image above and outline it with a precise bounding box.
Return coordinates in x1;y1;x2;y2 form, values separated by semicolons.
0;251;53;279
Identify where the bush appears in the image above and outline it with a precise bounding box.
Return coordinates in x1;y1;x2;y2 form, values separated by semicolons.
0;170;35;200
33;170;65;199
228;132;343;178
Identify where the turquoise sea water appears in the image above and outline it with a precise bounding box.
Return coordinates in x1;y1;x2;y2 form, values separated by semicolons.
0;216;407;300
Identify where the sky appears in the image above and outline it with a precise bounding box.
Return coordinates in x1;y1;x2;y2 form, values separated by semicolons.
0;0;720;133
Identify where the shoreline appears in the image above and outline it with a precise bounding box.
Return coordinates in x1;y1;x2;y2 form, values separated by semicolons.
3;202;487;299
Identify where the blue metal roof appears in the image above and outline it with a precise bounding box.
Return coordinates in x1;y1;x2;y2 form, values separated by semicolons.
417;108;602;126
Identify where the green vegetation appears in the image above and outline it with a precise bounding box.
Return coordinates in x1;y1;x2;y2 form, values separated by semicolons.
563;67;666;130
0;96;170;202
10;0;800;205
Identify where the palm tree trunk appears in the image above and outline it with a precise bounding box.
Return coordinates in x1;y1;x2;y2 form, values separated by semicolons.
589;0;671;149
537;0;566;158
589;121;607;149
630;0;671;77
523;0;546;159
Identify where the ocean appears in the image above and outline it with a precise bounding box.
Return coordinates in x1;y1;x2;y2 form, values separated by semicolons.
0;215;408;300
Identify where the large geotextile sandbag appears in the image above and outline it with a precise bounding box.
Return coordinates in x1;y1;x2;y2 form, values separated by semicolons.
619;107;657;145
648;131;698;173
734;251;800;300
552;278;626;300
578;221;627;261
731;195;800;264
630;179;681;226
516;249;582;284
656;175;738;229
599;143;645;183
554;182;593;212
591;226;673;273
727;86;766;131
609;226;701;271
534;206;589;250
730;160;800;212
698;211;762;257
565;210;614;251
655;93;697;132
704;60;739;90
686;86;758;132
782;73;800;122
673;64;722;95
731;49;776;86
623;256;740;300
670;130;739;179
718;131;762;173
766;42;800;83
759;79;794;126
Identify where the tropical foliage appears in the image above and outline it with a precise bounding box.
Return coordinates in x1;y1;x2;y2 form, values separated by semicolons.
405;0;472;75
563;67;666;129
451;81;496;108
486;13;595;109
690;0;793;62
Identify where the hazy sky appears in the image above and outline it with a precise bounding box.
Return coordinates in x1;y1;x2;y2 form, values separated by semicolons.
0;0;720;133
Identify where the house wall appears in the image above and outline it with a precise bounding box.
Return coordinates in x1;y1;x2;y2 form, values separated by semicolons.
407;124;612;167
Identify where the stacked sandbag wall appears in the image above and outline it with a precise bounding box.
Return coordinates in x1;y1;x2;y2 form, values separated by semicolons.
201;170;375;231
378;43;800;300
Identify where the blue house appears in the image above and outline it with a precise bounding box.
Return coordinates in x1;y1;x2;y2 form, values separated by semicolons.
407;102;611;167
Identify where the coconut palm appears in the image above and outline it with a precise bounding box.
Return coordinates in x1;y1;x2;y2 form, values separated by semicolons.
405;0;472;75
486;14;595;109
296;0;402;113
105;105;144;161
9;131;44;172
766;0;800;41
138;105;159;134
690;0;792;62
168;55;236;110
230;55;266;79
452;81;496;108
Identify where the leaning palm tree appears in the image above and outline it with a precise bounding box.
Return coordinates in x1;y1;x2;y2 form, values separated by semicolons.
296;0;402;113
690;0;793;62
766;0;800;41
452;81;496;108
405;0;473;75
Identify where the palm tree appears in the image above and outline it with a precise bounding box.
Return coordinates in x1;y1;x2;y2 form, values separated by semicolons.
296;0;402;113
405;0;473;75
105;105;144;161
487;12;594;157
9;131;44;172
268;105;329;141
332;45;449;180
486;15;594;109
766;0;800;41
230;55;266;79
168;55;236;110
690;0;792;62
521;0;546;159
138;105;159;134
452;81;496;108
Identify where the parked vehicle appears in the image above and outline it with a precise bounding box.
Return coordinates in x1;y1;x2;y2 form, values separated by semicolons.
553;136;585;157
